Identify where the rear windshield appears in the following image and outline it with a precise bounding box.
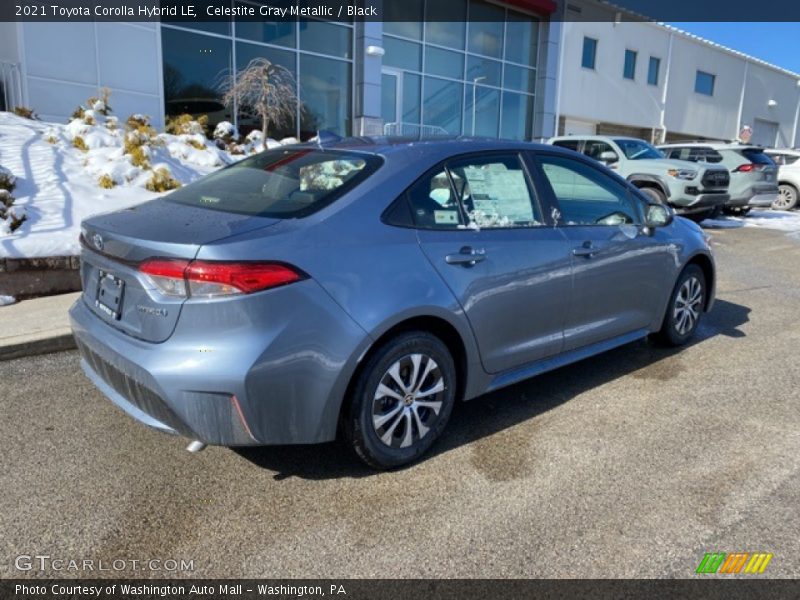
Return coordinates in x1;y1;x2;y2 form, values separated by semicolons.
738;148;775;166
166;149;382;218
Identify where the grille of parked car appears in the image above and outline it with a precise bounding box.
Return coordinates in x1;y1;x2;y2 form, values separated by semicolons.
702;169;730;188
76;339;194;437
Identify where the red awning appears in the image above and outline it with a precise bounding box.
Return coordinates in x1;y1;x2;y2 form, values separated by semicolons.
501;0;558;15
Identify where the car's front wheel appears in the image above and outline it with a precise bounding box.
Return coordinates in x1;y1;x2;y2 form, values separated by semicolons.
344;331;456;469
654;265;706;347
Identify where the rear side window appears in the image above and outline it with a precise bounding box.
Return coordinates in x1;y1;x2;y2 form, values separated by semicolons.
405;154;542;229
166;149;381;218
552;140;581;152
739;149;775;166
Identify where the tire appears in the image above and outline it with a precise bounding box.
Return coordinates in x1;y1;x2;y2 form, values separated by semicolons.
684;210;713;223
653;265;706;347
343;331;457;470
722;206;750;217
774;184;798;211
638;186;667;206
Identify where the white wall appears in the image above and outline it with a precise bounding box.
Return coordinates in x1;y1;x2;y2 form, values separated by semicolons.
559;18;800;146
663;32;745;140
20;22;164;127
560;21;669;131
740;61;800;148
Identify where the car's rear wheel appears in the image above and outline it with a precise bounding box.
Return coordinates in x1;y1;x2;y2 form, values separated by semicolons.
774;184;798;210
344;331;456;469
653;265;706;347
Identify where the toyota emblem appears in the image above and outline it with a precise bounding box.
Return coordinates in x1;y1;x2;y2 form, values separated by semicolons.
92;233;104;251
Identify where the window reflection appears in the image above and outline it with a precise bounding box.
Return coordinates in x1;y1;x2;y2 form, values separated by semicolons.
500;92;533;140
162;28;232;130
423;77;463;135
300;54;351;137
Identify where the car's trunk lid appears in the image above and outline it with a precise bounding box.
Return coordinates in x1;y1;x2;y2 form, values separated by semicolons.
80;199;280;342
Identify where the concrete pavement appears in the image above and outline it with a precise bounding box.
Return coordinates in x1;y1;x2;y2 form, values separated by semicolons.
0;291;78;360
1;226;799;578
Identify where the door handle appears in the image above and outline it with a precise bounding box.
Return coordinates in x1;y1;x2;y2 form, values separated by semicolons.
446;246;486;266
572;242;597;258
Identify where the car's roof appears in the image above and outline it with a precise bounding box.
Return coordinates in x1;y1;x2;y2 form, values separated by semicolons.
295;135;549;156
766;148;800;155
658;141;761;150
550;135;646;143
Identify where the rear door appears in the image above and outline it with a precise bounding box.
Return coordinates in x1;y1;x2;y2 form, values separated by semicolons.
413;152;572;374
531;151;674;351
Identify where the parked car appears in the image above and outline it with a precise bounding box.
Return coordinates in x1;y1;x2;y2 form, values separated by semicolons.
549;135;730;222
763;148;800;210
658;142;779;214
70;138;715;469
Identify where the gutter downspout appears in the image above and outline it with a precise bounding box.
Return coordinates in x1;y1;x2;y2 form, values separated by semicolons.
736;60;749;141
659;30;674;144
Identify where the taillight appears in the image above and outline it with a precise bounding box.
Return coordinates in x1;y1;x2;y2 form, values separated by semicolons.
139;259;303;298
734;164;755;173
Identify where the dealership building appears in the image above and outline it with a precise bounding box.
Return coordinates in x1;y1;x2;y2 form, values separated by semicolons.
1;0;799;147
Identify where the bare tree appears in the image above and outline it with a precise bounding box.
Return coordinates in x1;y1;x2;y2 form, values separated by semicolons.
221;58;298;143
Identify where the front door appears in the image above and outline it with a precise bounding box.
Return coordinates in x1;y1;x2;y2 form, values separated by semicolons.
413;152;572;374
533;152;674;351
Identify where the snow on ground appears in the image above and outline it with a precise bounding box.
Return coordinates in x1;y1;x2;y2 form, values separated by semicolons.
0;111;289;259
701;209;800;237
0;295;15;306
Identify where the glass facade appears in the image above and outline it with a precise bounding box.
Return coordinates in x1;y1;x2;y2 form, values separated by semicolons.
382;0;541;140
161;13;354;139
161;1;542;141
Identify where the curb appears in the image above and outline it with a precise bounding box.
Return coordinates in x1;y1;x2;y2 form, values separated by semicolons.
0;333;76;361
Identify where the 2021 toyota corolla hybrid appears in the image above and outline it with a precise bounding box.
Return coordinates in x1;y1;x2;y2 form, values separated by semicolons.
70;137;715;469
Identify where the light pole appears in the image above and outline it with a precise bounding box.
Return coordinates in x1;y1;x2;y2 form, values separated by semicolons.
471;76;486;136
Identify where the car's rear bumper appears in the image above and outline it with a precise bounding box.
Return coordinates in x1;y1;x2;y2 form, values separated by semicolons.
69;280;370;447
727;187;779;208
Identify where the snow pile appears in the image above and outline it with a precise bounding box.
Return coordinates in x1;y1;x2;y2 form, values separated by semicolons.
0;100;306;258
0;295;16;306
702;209;800;233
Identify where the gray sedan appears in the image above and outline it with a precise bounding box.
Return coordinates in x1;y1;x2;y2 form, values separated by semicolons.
70;138;715;469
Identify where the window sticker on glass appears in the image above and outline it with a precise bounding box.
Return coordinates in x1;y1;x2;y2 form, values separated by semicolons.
434;210;460;225
457;161;537;228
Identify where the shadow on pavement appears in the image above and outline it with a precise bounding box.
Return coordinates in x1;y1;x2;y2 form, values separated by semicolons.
234;298;750;480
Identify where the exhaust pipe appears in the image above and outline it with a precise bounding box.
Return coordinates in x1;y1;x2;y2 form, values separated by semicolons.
186;440;207;453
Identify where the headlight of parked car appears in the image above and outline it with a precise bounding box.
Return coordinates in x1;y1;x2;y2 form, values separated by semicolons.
668;169;697;180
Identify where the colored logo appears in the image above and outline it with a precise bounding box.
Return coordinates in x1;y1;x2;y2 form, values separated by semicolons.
696;552;773;574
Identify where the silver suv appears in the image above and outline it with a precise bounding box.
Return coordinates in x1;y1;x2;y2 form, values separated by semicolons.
658;142;779;215
550;136;730;222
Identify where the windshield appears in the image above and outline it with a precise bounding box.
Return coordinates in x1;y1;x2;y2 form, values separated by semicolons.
614;139;664;160
166;149;382;218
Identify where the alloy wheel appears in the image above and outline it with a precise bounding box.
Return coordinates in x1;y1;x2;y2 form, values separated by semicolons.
774;185;797;210
673;276;703;335
372;353;446;449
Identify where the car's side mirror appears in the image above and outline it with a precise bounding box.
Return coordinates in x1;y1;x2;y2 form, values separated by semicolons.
599;150;619;163
645;203;673;229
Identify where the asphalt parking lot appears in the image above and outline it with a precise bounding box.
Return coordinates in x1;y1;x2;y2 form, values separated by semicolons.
1;224;799;579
